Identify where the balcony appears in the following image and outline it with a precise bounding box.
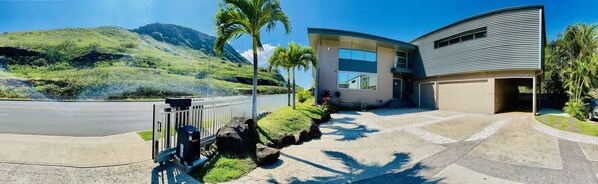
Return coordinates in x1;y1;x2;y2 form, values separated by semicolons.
391;62;413;74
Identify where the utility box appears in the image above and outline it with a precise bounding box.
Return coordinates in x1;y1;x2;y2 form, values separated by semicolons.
176;126;201;165
165;98;192;109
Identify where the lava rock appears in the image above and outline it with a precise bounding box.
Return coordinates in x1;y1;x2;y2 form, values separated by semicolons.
215;117;260;154
299;130;310;142
255;143;279;165
308;121;322;138
280;134;296;147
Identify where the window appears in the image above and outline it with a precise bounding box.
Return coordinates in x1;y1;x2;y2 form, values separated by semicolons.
394;50;408;68
461;34;474;41
434;27;487;49
449;37;461;44
338;48;376;62
339;49;352;59
338;71;377;90
474;32;487;38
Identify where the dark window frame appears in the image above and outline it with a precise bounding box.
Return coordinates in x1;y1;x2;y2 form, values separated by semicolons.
434;27;487;49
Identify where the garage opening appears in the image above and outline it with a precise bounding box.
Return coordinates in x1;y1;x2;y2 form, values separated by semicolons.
495;78;534;113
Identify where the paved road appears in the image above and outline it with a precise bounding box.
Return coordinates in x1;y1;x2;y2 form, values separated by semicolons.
0;101;158;136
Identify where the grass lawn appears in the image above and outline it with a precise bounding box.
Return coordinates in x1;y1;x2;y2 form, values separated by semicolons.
192;152;257;183
257;99;326;143
535;114;598;136
136;128;178;141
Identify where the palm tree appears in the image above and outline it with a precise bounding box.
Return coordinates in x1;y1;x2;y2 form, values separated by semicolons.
214;0;291;120
268;46;292;106
556;23;598;120
287;42;317;109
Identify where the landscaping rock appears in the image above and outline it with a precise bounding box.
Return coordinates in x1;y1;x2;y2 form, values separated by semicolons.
255;143;279;165
299;130;310;142
265;140;277;148
308;121;321;138
280;134;296;147
215;117;260;154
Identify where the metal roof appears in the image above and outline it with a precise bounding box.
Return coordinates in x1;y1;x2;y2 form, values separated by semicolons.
410;4;544;42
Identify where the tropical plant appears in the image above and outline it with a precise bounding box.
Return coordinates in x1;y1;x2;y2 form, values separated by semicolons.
268;46;292;106
322;89;331;98
551;23;598;120
334;91;341;100
267;42;316;109
287;42;317;109
214;0;291;120
296;89;311;103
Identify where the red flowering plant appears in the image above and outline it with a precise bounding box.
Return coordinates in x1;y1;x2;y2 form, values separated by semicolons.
322;96;331;112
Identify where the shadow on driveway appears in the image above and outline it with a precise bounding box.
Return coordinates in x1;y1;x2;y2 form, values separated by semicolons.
321;117;379;141
275;150;441;183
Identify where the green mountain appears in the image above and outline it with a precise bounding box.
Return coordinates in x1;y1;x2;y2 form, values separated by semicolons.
0;24;287;100
131;23;249;64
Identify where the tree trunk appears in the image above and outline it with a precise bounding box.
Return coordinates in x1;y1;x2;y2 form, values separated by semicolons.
287;69;291;106
251;42;258;121
292;68;296;109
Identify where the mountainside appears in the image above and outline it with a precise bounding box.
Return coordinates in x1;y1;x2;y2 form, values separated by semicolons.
131;23;249;64
0;24;286;100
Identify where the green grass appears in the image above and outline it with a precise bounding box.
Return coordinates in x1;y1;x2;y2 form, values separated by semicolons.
192;152;257;183
535;114;598;136
136;127;178;141
136;130;154;141
257;98;326;143
0;26;289;100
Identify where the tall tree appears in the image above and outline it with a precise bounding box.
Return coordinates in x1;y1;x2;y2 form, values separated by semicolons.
555;23;598;120
268;46;292;106
214;0;291;120
287;42;317;109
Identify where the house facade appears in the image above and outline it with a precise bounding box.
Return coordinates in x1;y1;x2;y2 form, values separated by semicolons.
308;5;545;114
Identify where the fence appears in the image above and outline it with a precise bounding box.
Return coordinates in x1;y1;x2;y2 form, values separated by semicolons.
151;94;287;163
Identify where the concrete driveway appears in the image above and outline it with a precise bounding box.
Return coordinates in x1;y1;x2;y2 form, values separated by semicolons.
234;108;598;183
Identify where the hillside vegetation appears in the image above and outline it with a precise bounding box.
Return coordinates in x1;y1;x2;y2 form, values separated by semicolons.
0;23;288;100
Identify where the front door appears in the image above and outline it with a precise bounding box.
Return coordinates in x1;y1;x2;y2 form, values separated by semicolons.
393;78;402;99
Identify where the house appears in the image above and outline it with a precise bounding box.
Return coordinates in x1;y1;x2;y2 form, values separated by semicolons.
308;5;545;114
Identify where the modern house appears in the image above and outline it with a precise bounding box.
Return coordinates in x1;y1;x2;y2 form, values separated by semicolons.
308;5;545;114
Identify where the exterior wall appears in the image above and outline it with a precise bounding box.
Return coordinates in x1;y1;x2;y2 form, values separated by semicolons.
411;70;537;114
316;40;394;106
411;8;542;78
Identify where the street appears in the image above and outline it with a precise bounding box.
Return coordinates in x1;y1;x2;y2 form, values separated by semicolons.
0;101;158;136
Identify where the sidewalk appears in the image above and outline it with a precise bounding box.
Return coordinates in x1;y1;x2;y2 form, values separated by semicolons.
0;132;151;167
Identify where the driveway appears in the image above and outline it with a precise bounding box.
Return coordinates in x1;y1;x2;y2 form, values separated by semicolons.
233;108;598;183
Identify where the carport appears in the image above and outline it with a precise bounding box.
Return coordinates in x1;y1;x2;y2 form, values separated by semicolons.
494;78;536;113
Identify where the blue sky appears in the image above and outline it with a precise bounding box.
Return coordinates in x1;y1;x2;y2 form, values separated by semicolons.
1;0;597;88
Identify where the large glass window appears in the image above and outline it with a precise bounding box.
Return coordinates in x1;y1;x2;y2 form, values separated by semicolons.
338;71;377;90
338;48;376;62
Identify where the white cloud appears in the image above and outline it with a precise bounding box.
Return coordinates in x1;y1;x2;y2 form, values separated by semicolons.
240;44;277;66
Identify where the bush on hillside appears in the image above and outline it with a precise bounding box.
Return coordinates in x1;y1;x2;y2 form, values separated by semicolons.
296;89;311;103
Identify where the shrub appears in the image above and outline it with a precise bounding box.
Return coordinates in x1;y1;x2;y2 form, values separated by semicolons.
296;89;311;103
564;99;588;121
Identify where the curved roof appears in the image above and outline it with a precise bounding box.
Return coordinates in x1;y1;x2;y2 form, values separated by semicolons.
308;28;417;49
410;4;544;42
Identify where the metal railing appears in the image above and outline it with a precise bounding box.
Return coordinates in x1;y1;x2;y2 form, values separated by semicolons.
151;94;287;163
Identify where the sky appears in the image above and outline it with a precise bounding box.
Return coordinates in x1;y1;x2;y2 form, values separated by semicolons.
1;0;597;88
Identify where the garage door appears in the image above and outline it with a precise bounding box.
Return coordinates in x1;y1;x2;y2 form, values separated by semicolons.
420;83;436;108
438;80;490;113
